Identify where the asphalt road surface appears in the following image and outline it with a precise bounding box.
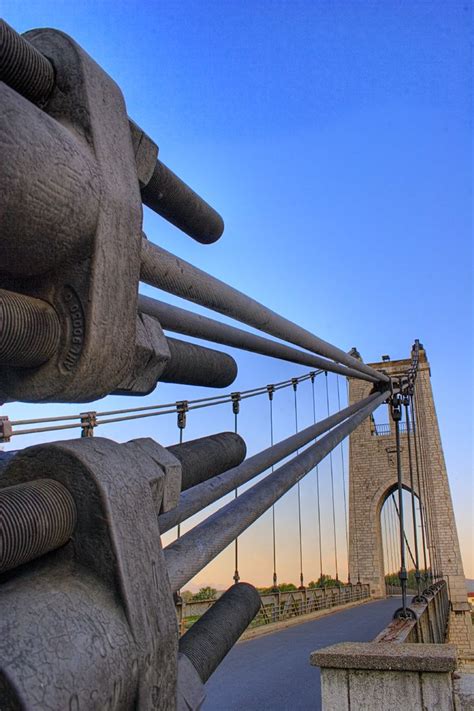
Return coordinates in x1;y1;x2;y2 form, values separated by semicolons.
203;597;401;711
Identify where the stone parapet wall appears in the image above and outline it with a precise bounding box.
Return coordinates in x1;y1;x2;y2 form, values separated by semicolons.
311;642;458;711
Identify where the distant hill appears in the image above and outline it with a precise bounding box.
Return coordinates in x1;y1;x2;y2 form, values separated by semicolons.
466;579;474;593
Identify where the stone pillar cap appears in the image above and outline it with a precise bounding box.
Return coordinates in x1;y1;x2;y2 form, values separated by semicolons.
310;642;457;672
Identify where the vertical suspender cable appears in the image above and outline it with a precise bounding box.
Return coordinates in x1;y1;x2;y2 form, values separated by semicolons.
384;505;393;590
268;385;278;590
404;395;422;597
293;379;305;589
325;372;339;582
391;392;408;615
387;496;397;577
410;393;429;582
176;401;188;540
336;376;349;582
414;384;433;577
391;493;416;568
388;505;396;591
311;373;323;584
413;386;435;581
346;378;361;584
382;507;387;590
416;384;441;581
232;393;241;585
417;379;439;579
381;506;392;586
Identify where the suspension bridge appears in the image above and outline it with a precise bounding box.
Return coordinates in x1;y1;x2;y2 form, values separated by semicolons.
0;17;472;711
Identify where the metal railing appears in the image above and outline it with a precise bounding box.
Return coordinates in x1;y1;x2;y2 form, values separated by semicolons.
178;584;371;634
372;422;407;436
375;579;449;644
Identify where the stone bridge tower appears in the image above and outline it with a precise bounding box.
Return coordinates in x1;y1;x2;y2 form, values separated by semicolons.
348;344;473;654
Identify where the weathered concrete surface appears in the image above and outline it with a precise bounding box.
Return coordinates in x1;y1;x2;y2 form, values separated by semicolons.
312;641;458;710
311;641;457;671
454;672;474;710
203;597;401;710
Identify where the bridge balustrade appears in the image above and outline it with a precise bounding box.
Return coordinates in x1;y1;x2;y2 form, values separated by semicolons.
376;579;450;644
311;580;458;710
178;584;371;634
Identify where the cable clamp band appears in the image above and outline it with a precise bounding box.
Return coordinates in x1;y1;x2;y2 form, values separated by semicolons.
390;394;402;422
231;392;241;415
177;401;189;429
0;416;12;443
266;384;275;401
80;411;97;438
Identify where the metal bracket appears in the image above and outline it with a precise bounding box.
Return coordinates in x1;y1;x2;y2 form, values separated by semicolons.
231;392;241;415
0;415;12;443
0;28;142;401
80;410;97;437
0;436;180;708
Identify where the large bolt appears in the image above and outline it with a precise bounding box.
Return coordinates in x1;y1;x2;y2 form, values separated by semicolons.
0;478;77;574
178;583;261;683
0;19;54;106
168;432;247;492
141;159;224;245
0;290;60;368
162;337;237;388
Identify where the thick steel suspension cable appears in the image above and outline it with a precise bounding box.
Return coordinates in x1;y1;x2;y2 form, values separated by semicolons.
165;389;390;592
336;376;349;580
311;374;323;583
325;372;339;581
293;380;305;588
141;239;390;385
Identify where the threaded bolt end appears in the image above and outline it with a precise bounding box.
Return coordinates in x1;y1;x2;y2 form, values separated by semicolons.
0;289;60;367
141;159;224;244
0;20;55;105
0;478;77;574
179;582;261;682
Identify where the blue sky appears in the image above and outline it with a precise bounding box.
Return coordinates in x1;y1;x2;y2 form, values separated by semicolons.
3;1;472;582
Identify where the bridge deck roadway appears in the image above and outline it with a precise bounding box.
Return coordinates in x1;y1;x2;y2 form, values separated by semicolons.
203;596;401;710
